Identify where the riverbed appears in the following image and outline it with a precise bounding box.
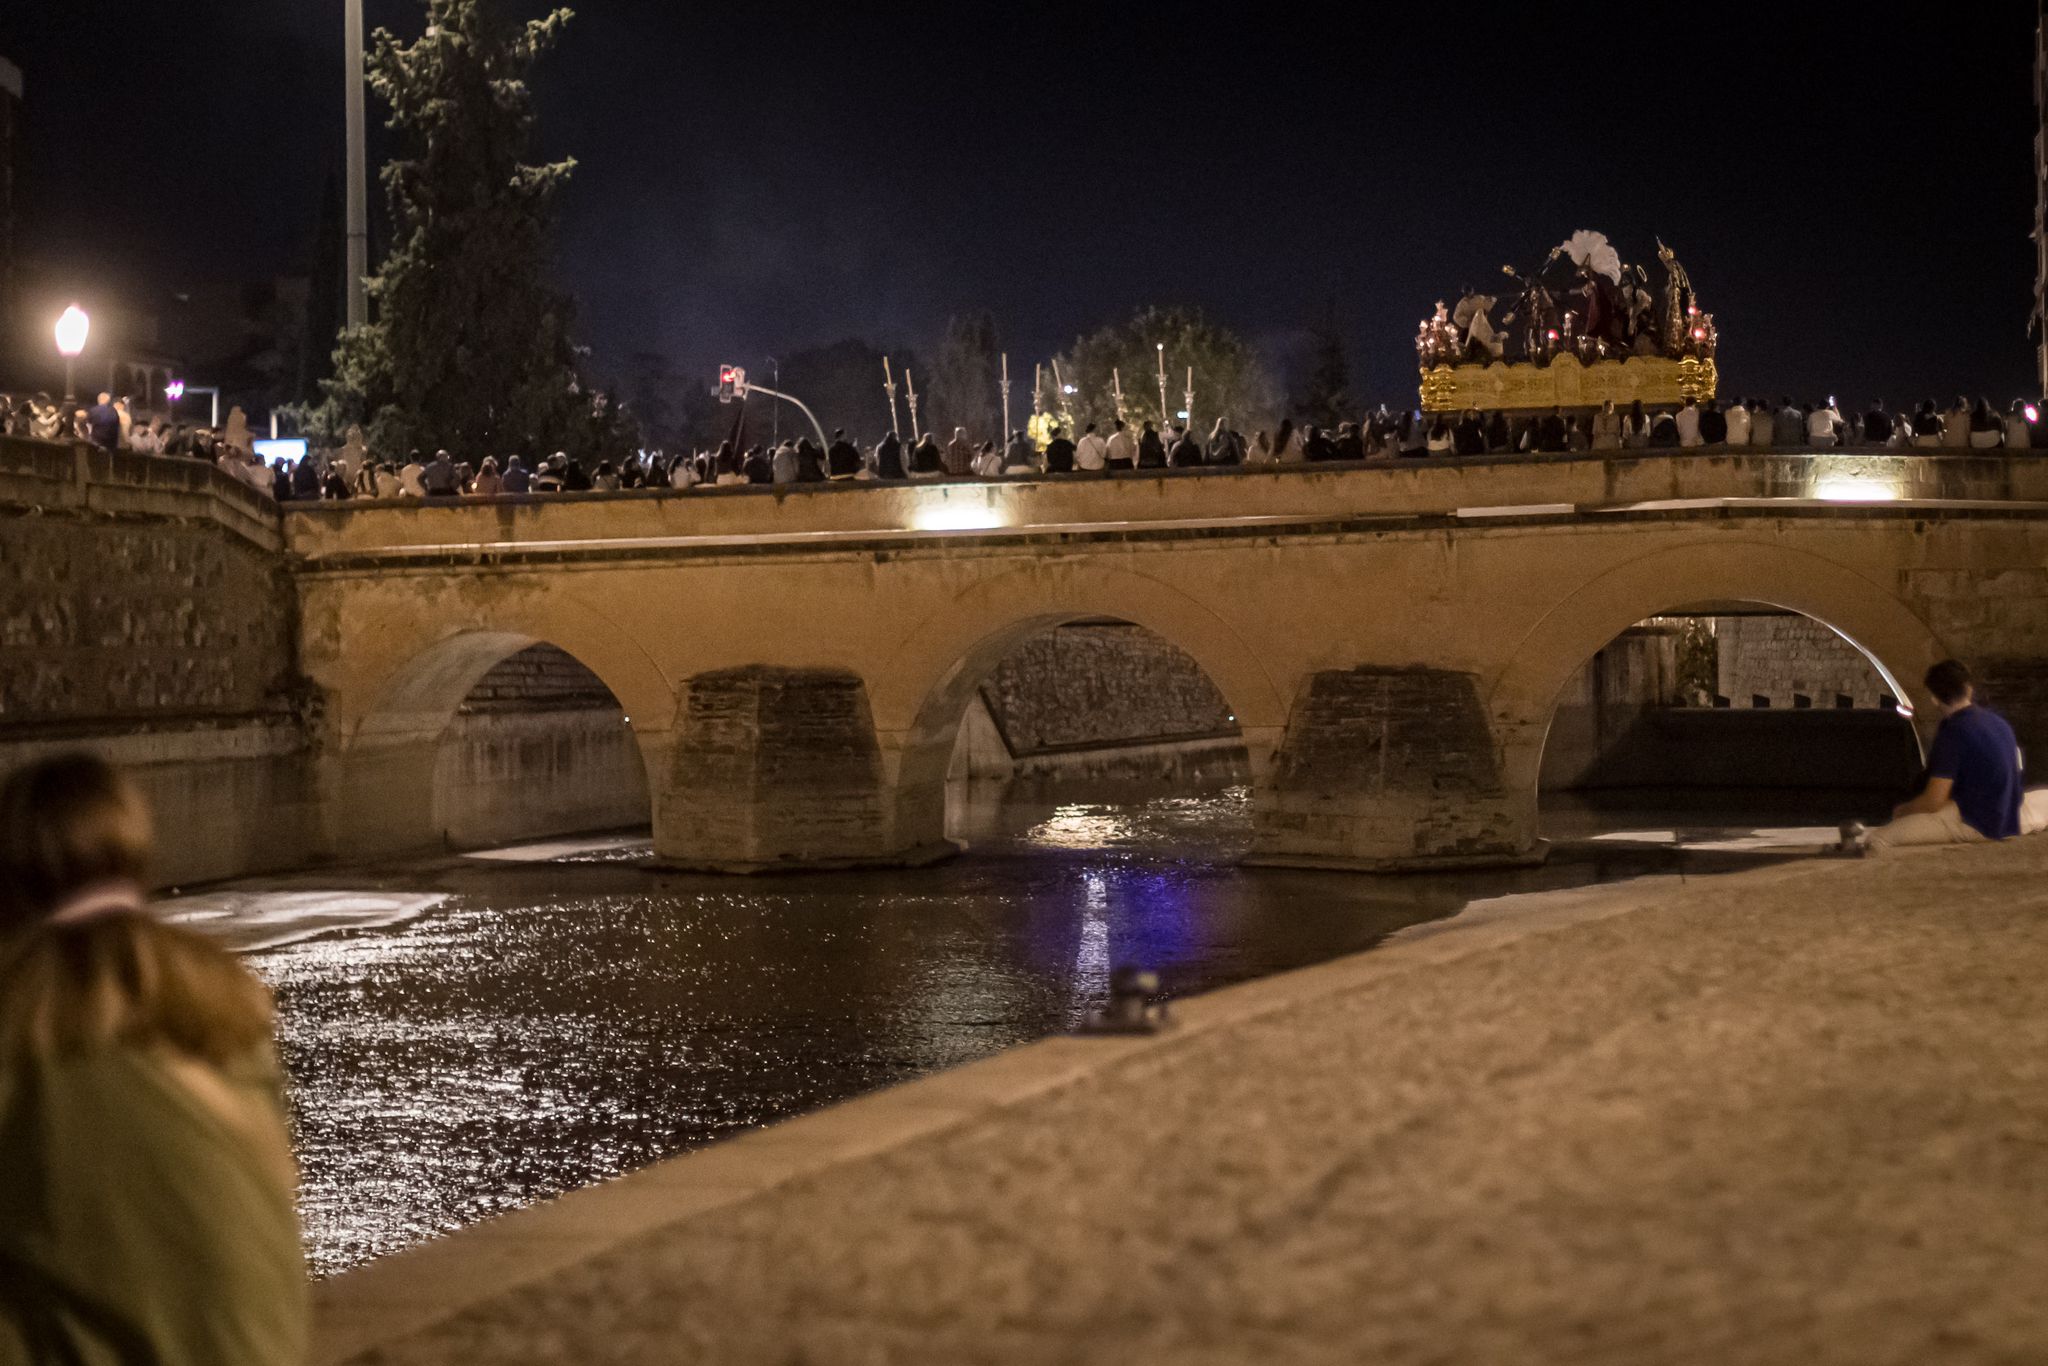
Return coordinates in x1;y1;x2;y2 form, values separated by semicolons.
164;779;1841;1276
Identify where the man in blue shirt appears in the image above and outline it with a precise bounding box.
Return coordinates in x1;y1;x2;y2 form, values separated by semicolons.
1843;660;2048;853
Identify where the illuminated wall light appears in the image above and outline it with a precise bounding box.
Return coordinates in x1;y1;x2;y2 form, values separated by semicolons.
911;498;1008;532
1812;477;1894;502
1810;456;1904;503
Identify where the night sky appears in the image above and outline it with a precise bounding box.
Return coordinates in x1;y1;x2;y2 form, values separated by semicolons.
3;3;2040;408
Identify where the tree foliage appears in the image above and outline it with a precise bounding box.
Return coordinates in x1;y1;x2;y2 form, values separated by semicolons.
1294;310;1353;429
1053;306;1278;435
927;312;1002;442
313;1;625;459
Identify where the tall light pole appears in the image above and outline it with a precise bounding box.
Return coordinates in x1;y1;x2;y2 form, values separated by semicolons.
765;356;780;444
54;305;89;405
344;0;369;332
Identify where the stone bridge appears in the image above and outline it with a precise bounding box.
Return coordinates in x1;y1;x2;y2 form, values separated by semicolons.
285;451;2048;871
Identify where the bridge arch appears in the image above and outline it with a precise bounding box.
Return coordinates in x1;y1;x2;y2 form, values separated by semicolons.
870;563;1291;853
328;602;675;857
1488;537;1950;838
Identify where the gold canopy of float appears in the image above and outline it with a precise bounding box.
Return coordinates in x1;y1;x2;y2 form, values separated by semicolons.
1421;354;1718;414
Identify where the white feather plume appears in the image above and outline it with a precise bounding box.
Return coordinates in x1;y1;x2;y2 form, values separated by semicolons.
1560;230;1623;284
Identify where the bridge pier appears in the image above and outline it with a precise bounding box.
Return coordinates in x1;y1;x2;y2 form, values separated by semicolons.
651;666;956;873
1248;665;1541;871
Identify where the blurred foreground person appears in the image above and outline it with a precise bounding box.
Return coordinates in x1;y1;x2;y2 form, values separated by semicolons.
0;755;305;1365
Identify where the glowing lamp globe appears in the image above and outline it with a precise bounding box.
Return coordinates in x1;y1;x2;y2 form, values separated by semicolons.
166;379;186;403
54;305;90;358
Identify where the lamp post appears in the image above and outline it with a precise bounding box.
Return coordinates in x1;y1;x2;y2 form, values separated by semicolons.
1183;366;1195;435
344;0;369;331
766;356;780;445
54;305;90;405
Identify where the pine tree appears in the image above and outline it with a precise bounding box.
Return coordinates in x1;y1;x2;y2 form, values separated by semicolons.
315;2;610;460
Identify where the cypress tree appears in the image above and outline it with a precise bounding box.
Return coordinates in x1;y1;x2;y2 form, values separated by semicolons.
318;2;622;459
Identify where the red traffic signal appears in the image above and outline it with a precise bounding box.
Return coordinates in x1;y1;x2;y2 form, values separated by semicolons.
718;364;747;403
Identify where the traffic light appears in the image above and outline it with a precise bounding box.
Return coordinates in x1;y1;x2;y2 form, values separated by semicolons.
717;365;743;403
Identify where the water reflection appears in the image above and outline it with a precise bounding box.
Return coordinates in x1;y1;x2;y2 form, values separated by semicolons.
190;778;1816;1276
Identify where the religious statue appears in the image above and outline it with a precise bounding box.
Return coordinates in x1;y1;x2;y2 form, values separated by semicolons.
222;405;250;454
1417;229;1720;414
1452;290;1503;362
338;424;369;482
1656;238;1693;355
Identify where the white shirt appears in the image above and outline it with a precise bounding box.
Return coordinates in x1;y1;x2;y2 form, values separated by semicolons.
1808;408;1840;446
1073;433;1109;470
1675;405;1702;446
1104;430;1136;464
1724;404;1751;446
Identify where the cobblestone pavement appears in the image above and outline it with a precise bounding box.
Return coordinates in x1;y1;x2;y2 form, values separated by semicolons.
344;842;2048;1365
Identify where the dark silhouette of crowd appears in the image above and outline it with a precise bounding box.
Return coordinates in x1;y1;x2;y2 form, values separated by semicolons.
7;388;2044;505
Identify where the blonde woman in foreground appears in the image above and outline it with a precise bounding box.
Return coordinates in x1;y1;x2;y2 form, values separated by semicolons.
0;754;305;1365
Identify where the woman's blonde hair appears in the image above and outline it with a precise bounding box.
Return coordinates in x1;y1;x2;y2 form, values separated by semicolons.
0;754;274;1063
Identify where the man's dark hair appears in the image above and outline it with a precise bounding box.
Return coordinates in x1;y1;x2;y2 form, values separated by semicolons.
1925;659;1972;705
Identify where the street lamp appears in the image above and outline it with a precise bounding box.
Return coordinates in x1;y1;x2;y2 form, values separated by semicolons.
55;305;89;404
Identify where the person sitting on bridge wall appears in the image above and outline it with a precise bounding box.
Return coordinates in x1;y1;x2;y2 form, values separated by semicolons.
1841;660;2048;854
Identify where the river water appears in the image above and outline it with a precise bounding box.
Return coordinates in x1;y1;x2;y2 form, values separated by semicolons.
163;778;1843;1277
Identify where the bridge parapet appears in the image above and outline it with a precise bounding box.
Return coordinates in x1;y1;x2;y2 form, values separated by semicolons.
1;434;282;553
281;450;2048;561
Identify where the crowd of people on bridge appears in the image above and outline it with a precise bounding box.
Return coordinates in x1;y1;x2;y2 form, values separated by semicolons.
7;385;2047;504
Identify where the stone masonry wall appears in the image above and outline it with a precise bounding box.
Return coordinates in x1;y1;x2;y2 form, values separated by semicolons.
0;437;307;884
457;643;624;715
0;502;297;725
433;644;651;847
1714;614;1891;709
977;621;1237;755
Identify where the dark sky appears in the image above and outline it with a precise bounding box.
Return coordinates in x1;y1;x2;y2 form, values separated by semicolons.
3;2;2041;406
